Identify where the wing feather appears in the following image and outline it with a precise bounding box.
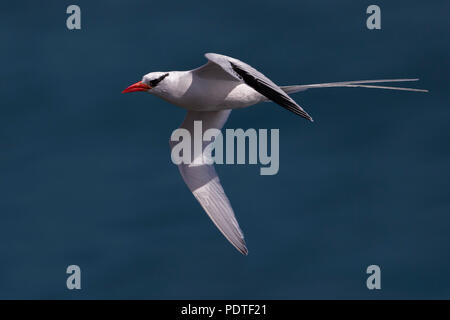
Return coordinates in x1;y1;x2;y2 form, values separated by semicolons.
170;110;248;255
204;53;314;121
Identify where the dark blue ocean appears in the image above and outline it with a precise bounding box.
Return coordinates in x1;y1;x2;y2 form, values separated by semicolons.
0;0;449;299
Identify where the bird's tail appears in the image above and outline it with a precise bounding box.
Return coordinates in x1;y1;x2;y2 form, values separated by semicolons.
280;78;428;94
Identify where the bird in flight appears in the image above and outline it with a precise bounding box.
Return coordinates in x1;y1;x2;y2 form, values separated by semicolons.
122;53;427;255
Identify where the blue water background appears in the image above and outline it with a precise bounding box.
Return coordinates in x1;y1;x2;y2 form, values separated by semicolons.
0;0;449;298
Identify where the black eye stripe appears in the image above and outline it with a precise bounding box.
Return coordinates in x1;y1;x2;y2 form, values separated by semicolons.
149;73;169;87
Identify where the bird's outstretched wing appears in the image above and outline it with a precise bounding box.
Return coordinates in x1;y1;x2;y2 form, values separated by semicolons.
204;53;314;121
170;110;248;255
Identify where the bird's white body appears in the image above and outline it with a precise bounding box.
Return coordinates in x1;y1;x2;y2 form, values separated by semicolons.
123;53;427;255
146;69;264;112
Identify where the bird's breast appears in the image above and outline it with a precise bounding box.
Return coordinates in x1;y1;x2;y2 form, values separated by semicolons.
159;74;263;111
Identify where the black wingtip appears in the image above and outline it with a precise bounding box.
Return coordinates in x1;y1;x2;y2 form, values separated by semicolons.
297;109;314;122
303;112;314;122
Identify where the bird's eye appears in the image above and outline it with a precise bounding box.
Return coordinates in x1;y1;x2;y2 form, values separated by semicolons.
149;73;169;87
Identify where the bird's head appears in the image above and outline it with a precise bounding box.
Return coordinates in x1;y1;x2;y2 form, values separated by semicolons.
122;72;170;94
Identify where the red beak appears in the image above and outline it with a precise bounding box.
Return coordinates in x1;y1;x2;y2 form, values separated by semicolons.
122;81;151;93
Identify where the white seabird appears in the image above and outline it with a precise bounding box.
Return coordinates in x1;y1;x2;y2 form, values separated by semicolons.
122;53;427;255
